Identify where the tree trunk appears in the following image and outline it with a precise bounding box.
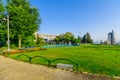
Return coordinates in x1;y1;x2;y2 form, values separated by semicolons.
18;36;21;48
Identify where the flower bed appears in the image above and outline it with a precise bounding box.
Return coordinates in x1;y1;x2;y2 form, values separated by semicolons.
1;47;47;56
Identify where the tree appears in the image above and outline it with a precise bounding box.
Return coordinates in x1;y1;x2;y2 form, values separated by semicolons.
81;32;93;43
81;35;86;43
36;34;45;46
54;34;65;44
0;0;7;47
0;0;4;18
54;32;80;45
78;36;81;43
71;38;80;45
86;32;93;43
6;0;41;48
64;32;74;44
54;36;60;44
22;34;36;46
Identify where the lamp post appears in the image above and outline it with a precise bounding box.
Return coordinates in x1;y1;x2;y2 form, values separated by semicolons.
3;15;10;51
7;15;10;51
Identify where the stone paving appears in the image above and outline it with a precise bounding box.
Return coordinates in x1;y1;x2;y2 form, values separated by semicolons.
0;56;119;80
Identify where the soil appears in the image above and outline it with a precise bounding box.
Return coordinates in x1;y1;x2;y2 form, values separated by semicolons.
0;56;119;80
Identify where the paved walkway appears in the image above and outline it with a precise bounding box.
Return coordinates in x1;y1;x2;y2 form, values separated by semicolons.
0;56;119;80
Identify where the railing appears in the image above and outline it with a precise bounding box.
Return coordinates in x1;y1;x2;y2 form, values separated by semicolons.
17;54;31;62
31;56;51;65
17;54;79;72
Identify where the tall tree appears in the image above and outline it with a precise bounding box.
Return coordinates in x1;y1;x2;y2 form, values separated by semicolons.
0;0;6;46
81;32;93;43
6;0;41;48
64;32;74;44
78;36;81;43
86;32;93;43
81;35;86;43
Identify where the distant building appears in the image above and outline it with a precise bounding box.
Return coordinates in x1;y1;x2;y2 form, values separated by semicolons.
107;30;115;45
39;33;57;42
34;32;57;42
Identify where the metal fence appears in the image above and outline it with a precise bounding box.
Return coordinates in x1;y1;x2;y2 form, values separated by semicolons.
17;54;79;72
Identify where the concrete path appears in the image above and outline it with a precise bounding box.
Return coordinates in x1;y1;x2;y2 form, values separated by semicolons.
0;56;119;80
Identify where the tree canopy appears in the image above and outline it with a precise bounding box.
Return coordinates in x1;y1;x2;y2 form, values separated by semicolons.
54;32;80;45
0;0;41;48
0;0;6;47
81;32;93;43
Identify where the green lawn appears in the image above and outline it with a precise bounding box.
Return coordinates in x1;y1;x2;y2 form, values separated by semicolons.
9;44;120;76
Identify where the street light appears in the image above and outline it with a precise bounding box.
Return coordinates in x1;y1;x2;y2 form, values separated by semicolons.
3;15;10;51
7;15;10;51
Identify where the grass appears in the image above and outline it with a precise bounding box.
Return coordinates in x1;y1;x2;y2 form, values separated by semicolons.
9;44;120;76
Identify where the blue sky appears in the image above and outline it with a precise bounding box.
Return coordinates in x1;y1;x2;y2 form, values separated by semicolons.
30;0;120;42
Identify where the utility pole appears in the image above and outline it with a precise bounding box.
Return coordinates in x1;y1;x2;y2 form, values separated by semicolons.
3;15;10;51
7;15;10;51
